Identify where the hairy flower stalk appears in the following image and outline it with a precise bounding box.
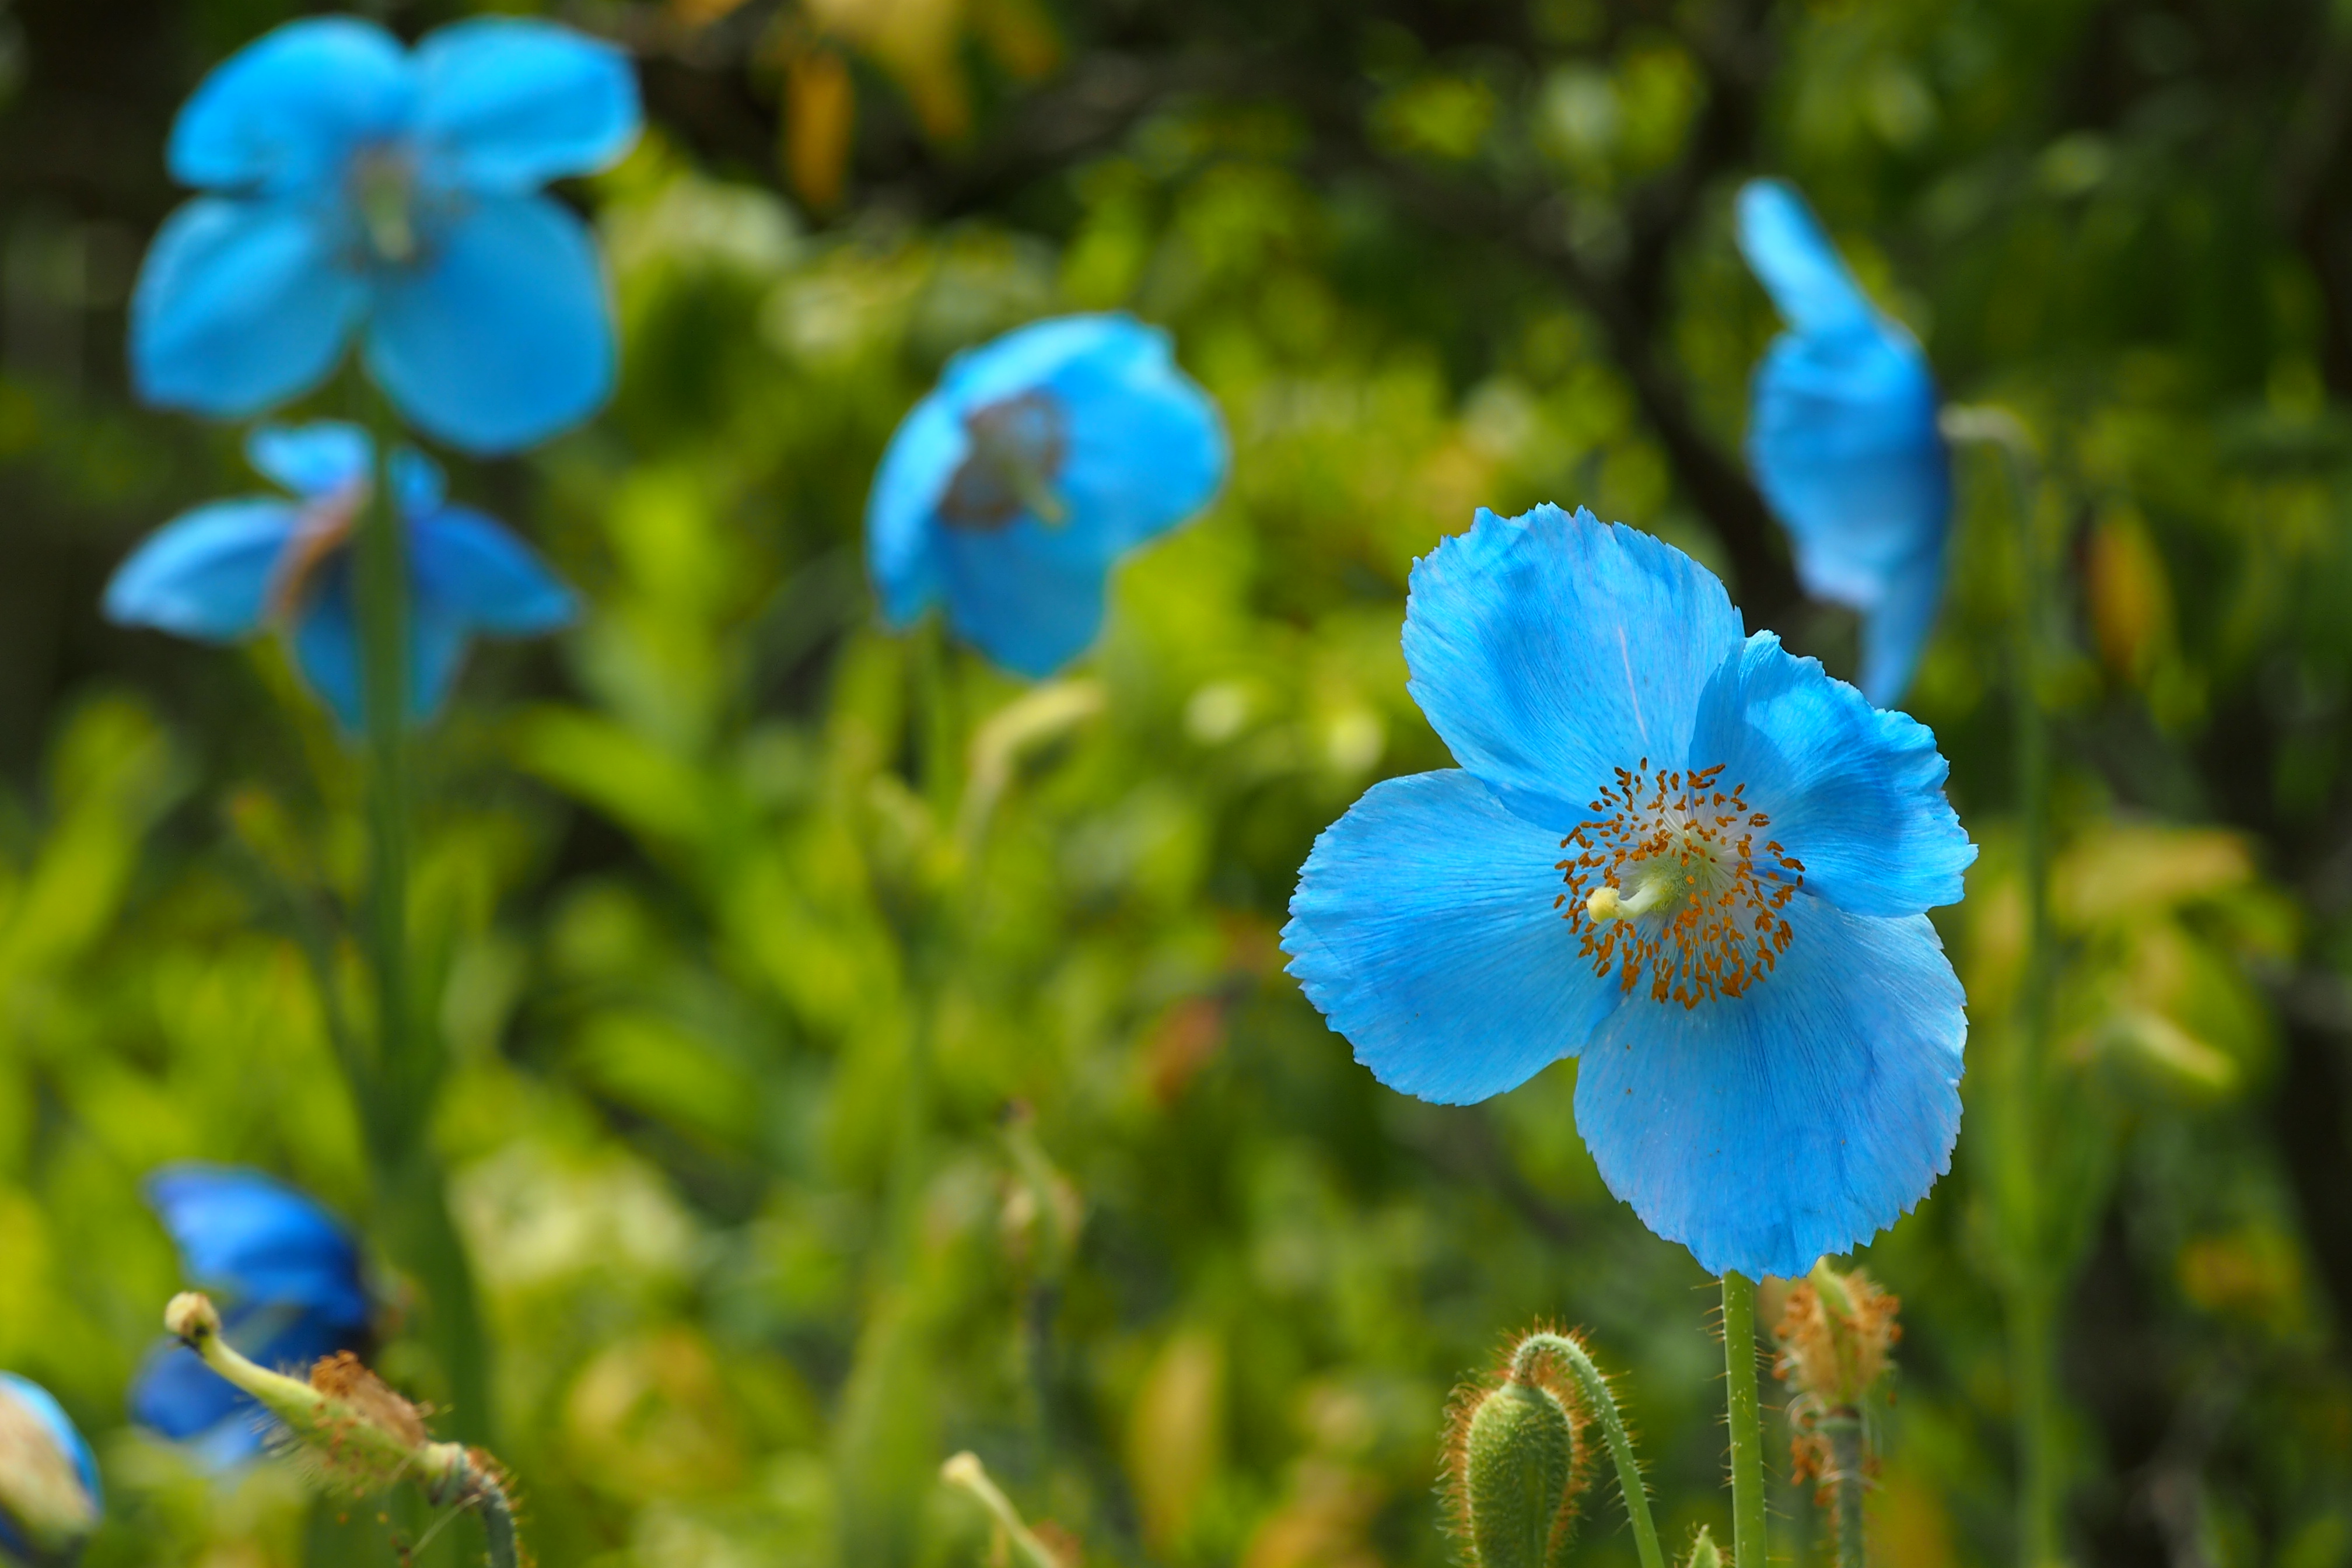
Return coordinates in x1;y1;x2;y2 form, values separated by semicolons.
1772;1261;1904;1568
1444;1329;1662;1568
162;1293;521;1568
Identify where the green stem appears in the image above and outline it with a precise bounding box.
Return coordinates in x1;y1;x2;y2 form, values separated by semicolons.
1819;1411;1867;1568
1722;1273;1767;1568
1511;1334;1665;1568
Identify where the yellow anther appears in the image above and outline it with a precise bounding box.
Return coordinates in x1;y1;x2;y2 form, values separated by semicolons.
1586;886;1623;922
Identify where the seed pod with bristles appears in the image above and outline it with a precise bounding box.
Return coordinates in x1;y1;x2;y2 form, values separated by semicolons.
1441;1329;1594;1568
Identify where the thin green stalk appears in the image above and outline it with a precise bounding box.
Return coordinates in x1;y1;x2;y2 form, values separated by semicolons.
1722;1273;1767;1568
1510;1333;1665;1568
1818;1412;1866;1568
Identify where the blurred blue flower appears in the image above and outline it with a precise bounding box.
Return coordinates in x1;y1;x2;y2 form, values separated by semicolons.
867;313;1227;678
1283;504;1975;1280
103;421;577;731
1737;179;1950;706
0;1374;100;1566
131;16;640;454
130;1166;372;1467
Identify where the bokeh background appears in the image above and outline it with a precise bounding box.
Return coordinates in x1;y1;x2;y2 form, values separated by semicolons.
1;0;2348;1564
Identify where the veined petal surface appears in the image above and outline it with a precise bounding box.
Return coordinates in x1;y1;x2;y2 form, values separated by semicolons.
1284;769;1625;1104
365;192;613;453
1574;901;1965;1280
1689;632;1973;918
167;17;414;195
131;198;364;418
1403;505;1746;829
102;501;296;641
414;18;640;192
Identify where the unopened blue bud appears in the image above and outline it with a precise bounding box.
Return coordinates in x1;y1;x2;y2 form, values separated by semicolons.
0;1374;100;1566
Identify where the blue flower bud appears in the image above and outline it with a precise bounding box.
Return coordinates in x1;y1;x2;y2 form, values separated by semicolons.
0;1373;100;1566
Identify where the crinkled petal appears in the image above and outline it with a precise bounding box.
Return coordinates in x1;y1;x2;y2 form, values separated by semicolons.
102;501;297;640
413;18;640;192
145;1166;369;1325
1048;329;1226;556
0;1374;99;1514
1689;632;1973;918
1575;902;1965;1280
1283;769;1626;1104
167;17;414;195
1735;180;1874;337
247;422;369;498
1857;544;1945;709
932;523;1112;679
1402;505;1747;829
364;192;613;453
410;507;578;635
864;394;961;628
131;198;364;418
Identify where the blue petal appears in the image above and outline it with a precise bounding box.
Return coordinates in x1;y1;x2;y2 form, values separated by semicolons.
1574;901;1965;1279
1856;545;1945;710
932;523;1113;678
1046;327;1226;555
246;422;370;498
287;561;365;731
103;501;297;640
391;449;448;517
1734;180;1874;337
1402;505;1748;829
937;314;1146;409
166;17;414;195
865;395;963;628
1284;769;1627;1104
130;1302;355;1465
410;508;578;635
144;1165;368;1326
1688;632;1974;918
363;192;614;453
0;1373;100;1513
412;18;641;192
131;198;365;418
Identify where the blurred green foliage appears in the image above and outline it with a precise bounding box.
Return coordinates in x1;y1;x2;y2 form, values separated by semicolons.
5;1;2352;1565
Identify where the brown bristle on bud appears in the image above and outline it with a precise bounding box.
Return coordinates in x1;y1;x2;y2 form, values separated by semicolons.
309;1352;430;1451
1440;1326;1594;1568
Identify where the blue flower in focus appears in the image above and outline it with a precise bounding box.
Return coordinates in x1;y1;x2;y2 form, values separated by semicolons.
103;421;577;731
130;1166;372;1466
1283;505;1976;1280
132;16;640;453
867;313;1227;678
0;1374;100;1566
1737;179;1950;706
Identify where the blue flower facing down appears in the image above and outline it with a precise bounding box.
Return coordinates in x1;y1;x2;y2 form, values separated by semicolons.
130;1166;372;1467
132;16;640;454
1283;505;1975;1280
103;421;577;731
0;1374;100;1566
867;313;1228;678
1737;179;1951;706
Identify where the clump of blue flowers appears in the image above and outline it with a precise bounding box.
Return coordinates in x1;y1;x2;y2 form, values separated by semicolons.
0;1374;99;1566
103;422;576;730
867;313;1227;678
130;1166;373;1466
1283;504;1975;1280
1737;180;1951;706
132;16;640;453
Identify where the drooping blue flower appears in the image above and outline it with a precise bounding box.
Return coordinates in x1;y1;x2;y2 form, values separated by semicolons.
1283;504;1975;1280
103;421;577;730
0;1374;100;1566
867;313;1228;678
130;1166;372;1467
1737;179;1951;706
131;16;640;454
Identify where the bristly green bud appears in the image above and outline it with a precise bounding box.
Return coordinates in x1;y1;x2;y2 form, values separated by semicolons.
1682;1525;1723;1568
1770;1261;1901;1568
1442;1331;1591;1568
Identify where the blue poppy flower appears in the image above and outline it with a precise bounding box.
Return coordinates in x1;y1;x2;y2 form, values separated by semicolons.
1737;179;1951;706
130;1166;372;1467
1282;505;1975;1280
131;16;640;454
103;421;577;730
867;313;1227;678
0;1374;100;1566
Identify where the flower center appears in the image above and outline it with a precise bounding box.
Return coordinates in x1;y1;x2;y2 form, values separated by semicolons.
349;147;419;266
267;481;368;621
1553;760;1804;1009
938;391;1070;529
